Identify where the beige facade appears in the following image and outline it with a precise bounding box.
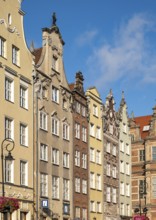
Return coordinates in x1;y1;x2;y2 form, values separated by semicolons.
118;93;132;219
86;87;103;220
33;14;73;220
0;0;34;219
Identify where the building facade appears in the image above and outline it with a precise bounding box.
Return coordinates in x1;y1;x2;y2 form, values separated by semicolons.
118;92;132;219
0;0;34;219
33;14;73;220
69;72;89;220
86;87;104;220
129;106;156;220
103;90;119;220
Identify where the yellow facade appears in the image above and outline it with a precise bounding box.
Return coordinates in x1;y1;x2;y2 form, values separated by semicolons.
0;0;34;219
86;87;103;220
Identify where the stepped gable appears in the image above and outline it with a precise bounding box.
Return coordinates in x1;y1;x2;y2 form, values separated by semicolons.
134;115;152;139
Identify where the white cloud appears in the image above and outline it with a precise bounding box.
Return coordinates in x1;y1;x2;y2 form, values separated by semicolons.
86;13;156;89
76;29;98;46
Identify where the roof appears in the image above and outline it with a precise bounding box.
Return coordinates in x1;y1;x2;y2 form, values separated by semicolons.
32;48;42;64
134;115;152;139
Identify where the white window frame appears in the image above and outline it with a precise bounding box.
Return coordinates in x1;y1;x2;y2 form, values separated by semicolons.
82;106;86;117
120;160;124;173
126;143;130;155
106;163;111;176
90;123;95;137
5;160;14;183
82;126;87;142
76;101;81;113
52;117;59;136
75;150;80;167
75;123;80;139
106;142;110;153
112;165;117;178
0;36;6;57
120;141;124;152
75;177;80;193
82;153;87;169
52;148;59;165
126;163;130;175
120;182;124;195
106;187;111;202
20;160;28;186
12;45;20;66
93;104;98;117
5;77;14;102
20;123;28;146
63;152;69;168
40;173;48;197
75;207;80;218
112;188;117;203
82;208;87;220
52;176;59;199
90;148;95;162
96;174;101;190
52;56;58;71
112;145;116;156
40;111;47;131
63;122;69;140
96;150;101;164
90;201;95;212
52;86;59;103
63;178;70;200
82;179;87;194
90;172;95;189
96;126;101;140
126;183;130;197
97;202;101;213
5;117;14;139
20;84;28;109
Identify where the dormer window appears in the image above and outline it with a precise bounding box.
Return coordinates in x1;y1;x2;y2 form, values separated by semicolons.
52;55;58;71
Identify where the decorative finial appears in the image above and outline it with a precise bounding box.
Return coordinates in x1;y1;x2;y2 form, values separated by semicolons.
131;111;134;119
52;12;57;26
122;91;124;99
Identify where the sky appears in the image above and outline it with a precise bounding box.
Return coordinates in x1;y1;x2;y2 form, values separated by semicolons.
22;0;156;117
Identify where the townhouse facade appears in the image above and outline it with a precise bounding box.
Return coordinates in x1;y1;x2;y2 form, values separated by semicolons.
33;14;73;220
69;72;89;220
118;92;132;219
0;0;34;219
86;87;104;220
103;90;119;220
129;106;156;220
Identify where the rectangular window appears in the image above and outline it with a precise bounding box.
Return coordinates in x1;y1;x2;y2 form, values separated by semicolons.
152;176;156;198
63;179;70;200
96;174;101;190
126;163;130;175
75;123;80;139
52;86;59;103
20;123;28;146
63;152;69;168
40;173;48;197
52;148;59;165
82;126;87;142
96;126;101;140
126;183;130;196
12;45;20;66
52;176;59;199
52;56;58;71
112;145;116;156
140;150;145;161
63;123;69;140
90;172;95;189
76;101;81;113
106;163;111;176
75;207;80;218
90;201;95;212
106;142;110;153
112;188;117;203
52;117;59;136
40;143;48;161
5;117;14;139
5;77;14;102
90;123;95;137
90;148;95;162
40;111;47;131
123;123;127;133
126;204;130;216
152;147;156;160
126;143;130;155
75;177;80;193
0;36;6;57
120;182;124;195
106;187;111;202
82;106;86;117
5;160;14;183
20;85;28;109
120;141;124;152
93;104;98;117
82;208;87;220
121;203;124;215
96;150;101;164
20;161;27;186
82;153;87;169
97;202;101;213
75;150;80;167
139;180;145;198
112;165;117;178
120;160;124;173
82;179;87;194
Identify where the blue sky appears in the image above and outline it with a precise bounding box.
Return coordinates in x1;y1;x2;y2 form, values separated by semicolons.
22;0;156;117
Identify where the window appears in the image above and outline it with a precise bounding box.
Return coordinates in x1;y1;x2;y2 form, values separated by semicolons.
82;106;86;117
123;123;127;133
5;117;14;139
20;161;27;186
152;176;156;198
90;172;95;189
5;160;14;183
139;180;145;198
106;187;111;202
5;77;14;102
120;182;124;195
120;160;124;173
0;37;6;57
139;149;145;161
112;145;116;156
52;86;59;103
90;201;95;212
75;150;80;167
75;177;80;193
126;163;130;175
96;126;101;140
97;202;101;213
106;142;110;153
20;123;28;146
96;174;101;190
96;150;101;164
76;101;81;113
93;104;98;117
52;176;59;199
40;111;47;131
52;117;59;136
63;152;69;168
82;126;87;142
120;141;124;152
12;45;20;66
63;179;70;200
75;123;80;139
126;183;130;196
126;143;130;155
90;148;95;162
52;148;59;165
120;203;124;215
82;208;87;220
63;123;69;140
112;165;117;178
75;207;80;218
40;143;48;161
40;173;48;197
152;147;156;160
112;188;117;203
82;179;87;194
52;56;58;71
106;163;111;176
90;123;94;136
20;85;28;109
126;204;130;216
82;153;87;169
